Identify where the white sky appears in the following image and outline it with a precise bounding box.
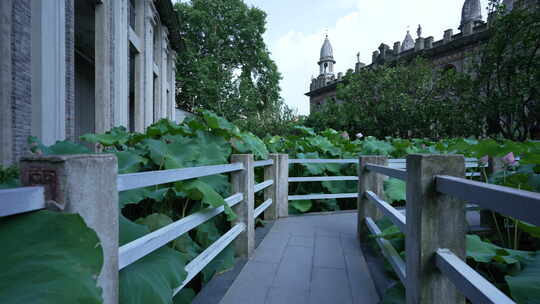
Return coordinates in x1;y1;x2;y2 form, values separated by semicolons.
243;0;490;115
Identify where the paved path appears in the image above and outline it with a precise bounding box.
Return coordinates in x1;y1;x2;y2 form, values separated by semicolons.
220;212;379;304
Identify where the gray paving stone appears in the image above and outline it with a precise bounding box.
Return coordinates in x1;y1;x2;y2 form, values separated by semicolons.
345;253;380;303
272;259;312;291
220;284;269;304
314;236;346;269
309;267;353;304
220;213;379;304
289;236;314;247
265;287;309;304
340;234;362;256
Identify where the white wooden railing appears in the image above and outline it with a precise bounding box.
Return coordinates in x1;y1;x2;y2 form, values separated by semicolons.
0;153;504;304
357;155;540;304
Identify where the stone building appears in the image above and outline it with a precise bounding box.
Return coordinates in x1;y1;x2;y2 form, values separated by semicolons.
306;0;522;114
1;0;181;166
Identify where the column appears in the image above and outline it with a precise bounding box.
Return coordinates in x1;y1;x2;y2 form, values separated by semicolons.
143;1;156;128
95;0;112;133
0;0;13;166
112;0;129;127
31;0;67;145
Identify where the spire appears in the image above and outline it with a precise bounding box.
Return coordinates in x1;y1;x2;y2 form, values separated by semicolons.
400;30;414;52
320;35;335;62
460;0;482;28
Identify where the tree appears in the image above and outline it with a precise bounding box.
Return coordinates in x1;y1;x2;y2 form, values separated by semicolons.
470;1;540;140
174;0;292;135
309;58;478;139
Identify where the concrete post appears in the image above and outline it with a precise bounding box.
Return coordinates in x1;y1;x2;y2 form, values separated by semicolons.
0;0;13;166
19;154;119;304
231;154;255;258
358;156;387;239
275;154;289;218
263;154;279;220
415;38;425;51
425;36;434;49
95;1;112;133
393;41;401;55
405;154;466;304
443;29;454;43
480;156;505;226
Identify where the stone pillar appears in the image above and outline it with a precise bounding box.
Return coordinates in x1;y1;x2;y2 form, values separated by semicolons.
480;157;505;226
372;50;379;64
0;0;13;166
20;154;119;304
358;156;387;239
393;41;401;55
405;154;466;304
143;2;157;128
31;0;67;145
415;38;425;51
95;0;112;133
133;0;145;132
263;154;279;220
425;37;434;49
462;21;474;36
159;28;169;120
275;154;289;218
443;29;453;43
152;23;162;122
169;50;177;121
112;0;129;128
231;154;255;258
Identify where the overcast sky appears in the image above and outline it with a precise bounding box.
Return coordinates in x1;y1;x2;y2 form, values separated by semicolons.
242;0;490;115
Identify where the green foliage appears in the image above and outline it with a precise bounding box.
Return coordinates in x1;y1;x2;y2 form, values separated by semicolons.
0;211;103;304
119;216;187;304
174;0;299;138
384;179;406;203
506;254;540;304
0;165;20;189
310;4;540;141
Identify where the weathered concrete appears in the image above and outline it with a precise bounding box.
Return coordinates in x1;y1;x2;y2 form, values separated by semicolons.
219;212;379;304
358;156;387;239
405;154;466;304
19;154;119;304
276;154;289;218
231;154;255;258
112;0;129;128
0;0;13;166
95;1;112;133
263;154;279;220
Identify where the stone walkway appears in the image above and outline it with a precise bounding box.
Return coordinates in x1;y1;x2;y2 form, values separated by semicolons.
219;212;379;304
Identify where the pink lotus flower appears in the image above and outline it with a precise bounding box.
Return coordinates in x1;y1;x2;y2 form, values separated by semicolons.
356;133;364;139
502;152;517;166
341;132;349;140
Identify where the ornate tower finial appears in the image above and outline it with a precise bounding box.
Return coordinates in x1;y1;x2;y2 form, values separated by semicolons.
460;0;482;29
318;35;336;77
417;24;422;38
356;52;360;63
400;30;415;52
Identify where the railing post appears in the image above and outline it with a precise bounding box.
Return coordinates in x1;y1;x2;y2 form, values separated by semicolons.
231;154;255;258
19;154;119;304
481;157;505;226
358;155;388;240
405;154;466;304
275;154;289;218
263;154;279;220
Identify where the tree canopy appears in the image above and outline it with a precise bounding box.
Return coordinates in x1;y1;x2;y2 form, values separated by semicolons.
174;0;294;136
307;1;539;141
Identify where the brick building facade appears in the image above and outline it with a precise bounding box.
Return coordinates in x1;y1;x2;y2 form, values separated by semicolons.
0;0;181;166
306;0;520;114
